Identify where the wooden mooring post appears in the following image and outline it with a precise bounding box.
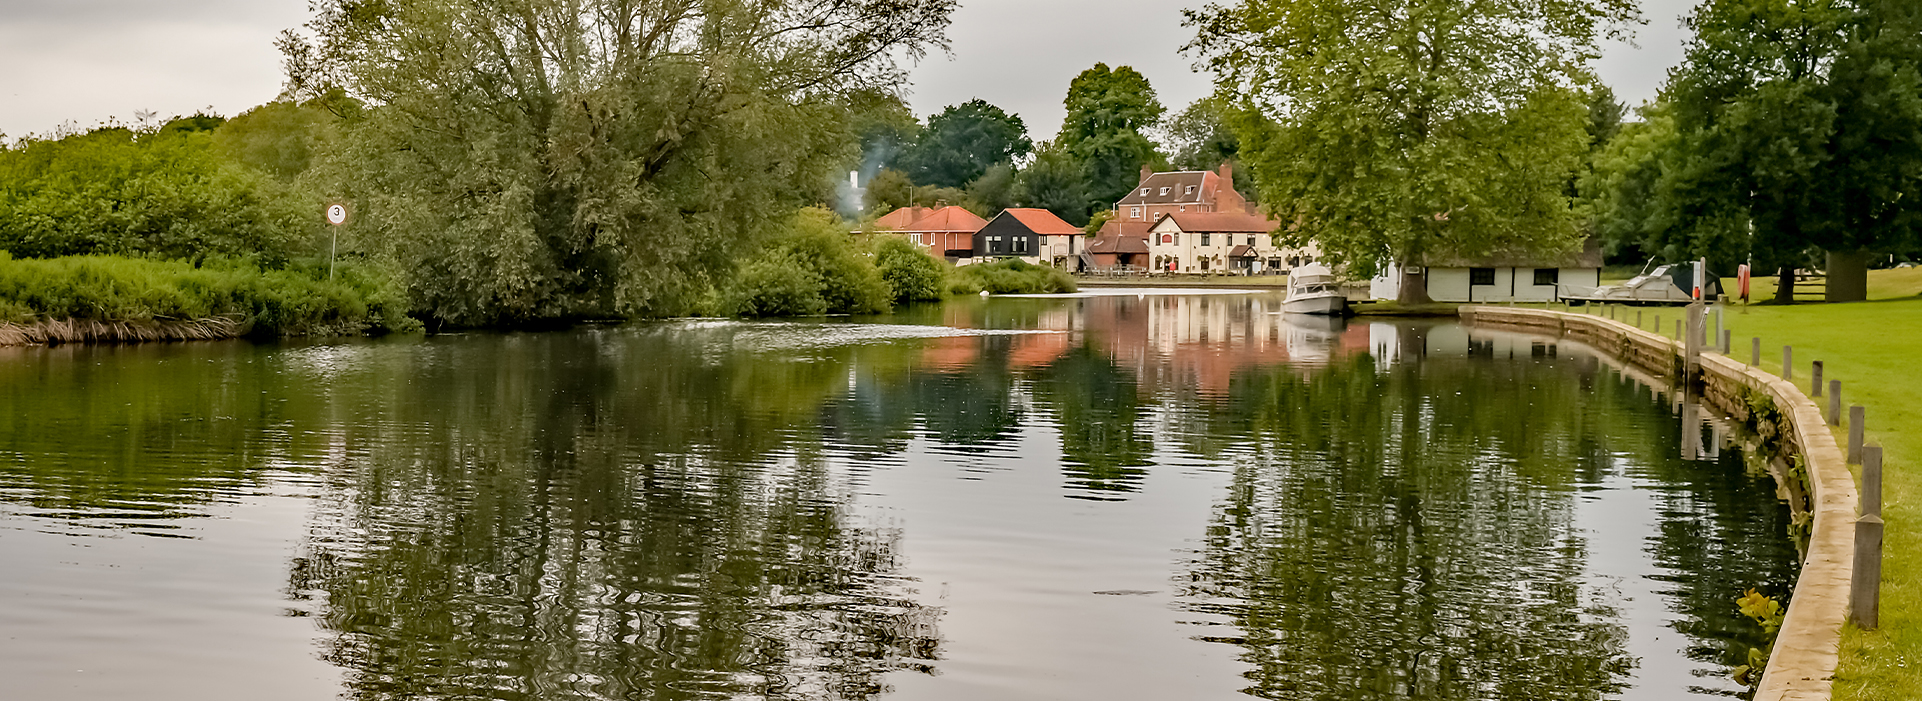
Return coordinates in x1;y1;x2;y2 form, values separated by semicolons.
1751;337;1761;366
1829;380;1843;426
1784;346;1794;380
1853;445;1885;630
1849;406;1866;464
1813;361;1825;396
1721;329;1731;354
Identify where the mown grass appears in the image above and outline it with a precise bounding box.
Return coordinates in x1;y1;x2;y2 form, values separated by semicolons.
0;253;420;337
1593;269;1922;700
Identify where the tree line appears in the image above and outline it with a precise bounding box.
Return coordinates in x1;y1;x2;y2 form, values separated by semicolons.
853;64;1254;228
1187;0;1921;303
3;0;1915;329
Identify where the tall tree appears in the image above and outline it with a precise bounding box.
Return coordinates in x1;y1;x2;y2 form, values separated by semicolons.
1057;64;1167;220
1602;0;1922;302
282;0;955;326
897;99;1032;189
1186;0;1637;303
1014;141;1093;226
1163;95;1257;201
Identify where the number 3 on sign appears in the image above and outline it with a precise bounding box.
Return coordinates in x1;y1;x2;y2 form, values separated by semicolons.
327;204;348;225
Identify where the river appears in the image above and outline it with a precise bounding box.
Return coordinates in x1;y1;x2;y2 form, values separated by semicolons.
0;291;1798;700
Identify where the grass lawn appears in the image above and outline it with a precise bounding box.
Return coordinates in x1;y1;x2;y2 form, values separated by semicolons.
1596;268;1922;700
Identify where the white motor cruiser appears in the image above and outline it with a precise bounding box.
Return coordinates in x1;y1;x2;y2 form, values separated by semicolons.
1284;264;1348;315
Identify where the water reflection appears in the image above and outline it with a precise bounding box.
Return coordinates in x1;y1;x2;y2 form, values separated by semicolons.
0;294;1798;700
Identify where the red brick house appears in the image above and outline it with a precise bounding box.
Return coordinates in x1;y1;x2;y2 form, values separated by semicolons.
1112;162;1256;225
872;205;988;260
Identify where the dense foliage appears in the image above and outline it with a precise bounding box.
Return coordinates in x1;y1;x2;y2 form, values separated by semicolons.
1583;0;1922;301
896;99;1032;190
1053;64;1168;221
283;0;956;327
1186;0;1637;303
719;210;892;318
0;253;416;335
0;119;313;264
873;237;948;305
948;259;1077;295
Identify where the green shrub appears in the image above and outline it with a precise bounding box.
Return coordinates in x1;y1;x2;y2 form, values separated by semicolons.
724;251;830;318
0;122;312;264
949;258;1077;295
874;236;948;304
0;253;419;335
720;208;892;317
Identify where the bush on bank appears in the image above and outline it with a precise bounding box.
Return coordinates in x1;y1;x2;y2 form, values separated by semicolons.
0;253;420;336
718;209;892;318
874;236;948;305
948;258;1078;295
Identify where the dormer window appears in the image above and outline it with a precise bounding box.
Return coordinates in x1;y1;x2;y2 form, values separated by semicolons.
1159;187;1170;196
1186;186;1196;195
1140;188;1150;196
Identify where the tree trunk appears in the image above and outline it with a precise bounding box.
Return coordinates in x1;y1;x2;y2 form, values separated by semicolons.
1396;266;1433;305
1825;250;1869;303
1776;266;1796;304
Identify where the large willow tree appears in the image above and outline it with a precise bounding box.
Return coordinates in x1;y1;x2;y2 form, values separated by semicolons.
282;0;954;326
1185;0;1637;303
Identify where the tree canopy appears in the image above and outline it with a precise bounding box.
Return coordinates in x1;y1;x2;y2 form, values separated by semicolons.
1186;0;1637;302
1163;96;1257;201
1055;64;1167;221
283;0;956;326
1588;0;1922;300
0;118;312;264
897;99;1032;189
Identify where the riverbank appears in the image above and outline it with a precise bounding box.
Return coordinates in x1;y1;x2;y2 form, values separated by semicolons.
1688;298;1921;701
1464;305;1858;701
1076;274;1290;288
0;254;419;344
1532;266;1922;701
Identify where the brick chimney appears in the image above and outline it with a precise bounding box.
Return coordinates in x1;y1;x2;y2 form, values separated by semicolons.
1219;160;1234;184
1140;163;1153;184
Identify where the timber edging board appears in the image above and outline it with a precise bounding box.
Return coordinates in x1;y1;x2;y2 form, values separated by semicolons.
1460;306;1857;701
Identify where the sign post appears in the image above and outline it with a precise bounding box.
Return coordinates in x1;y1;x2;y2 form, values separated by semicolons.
326;203;350;281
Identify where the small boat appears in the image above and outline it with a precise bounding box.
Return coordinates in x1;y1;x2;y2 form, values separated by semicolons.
1559;261;1723;306
1284;264;1348;315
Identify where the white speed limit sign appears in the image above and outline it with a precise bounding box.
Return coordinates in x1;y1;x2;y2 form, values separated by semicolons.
326;204;349;225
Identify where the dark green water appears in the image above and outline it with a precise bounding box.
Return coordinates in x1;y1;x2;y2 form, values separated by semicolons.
0;292;1799;700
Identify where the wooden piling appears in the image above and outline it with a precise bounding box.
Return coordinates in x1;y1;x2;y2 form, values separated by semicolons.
1829;380;1843;426
1784;345;1794;380
1849;406;1865;465
1752;337;1761;366
1813;361;1824;396
1853;446;1884;630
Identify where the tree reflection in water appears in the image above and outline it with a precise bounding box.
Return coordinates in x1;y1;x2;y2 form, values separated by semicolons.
0;296;1798;701
282;328;944;701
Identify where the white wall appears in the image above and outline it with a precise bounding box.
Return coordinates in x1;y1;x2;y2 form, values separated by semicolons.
1371;265;1601;302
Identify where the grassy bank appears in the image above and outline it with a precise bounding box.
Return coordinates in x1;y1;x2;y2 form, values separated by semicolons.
1076;274;1290;288
0;254;420;342
1583;270;1922;700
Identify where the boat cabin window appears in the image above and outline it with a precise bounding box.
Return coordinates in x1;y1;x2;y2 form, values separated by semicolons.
1470;268;1496;285
1534;268;1559;285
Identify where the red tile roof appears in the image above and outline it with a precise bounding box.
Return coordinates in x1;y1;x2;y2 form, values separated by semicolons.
872;206;929;230
998;208;1083;236
902;206;988;234
1155;212;1275;234
1088;221;1151;254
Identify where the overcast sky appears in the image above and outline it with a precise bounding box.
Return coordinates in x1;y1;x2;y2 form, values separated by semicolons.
0;0;1698;142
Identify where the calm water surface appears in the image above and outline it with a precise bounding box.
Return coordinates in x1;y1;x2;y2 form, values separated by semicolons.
0;292;1798;700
